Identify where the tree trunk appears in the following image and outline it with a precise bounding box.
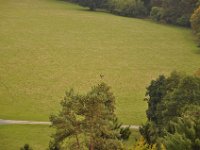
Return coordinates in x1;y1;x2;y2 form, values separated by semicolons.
89;137;94;150
75;134;81;150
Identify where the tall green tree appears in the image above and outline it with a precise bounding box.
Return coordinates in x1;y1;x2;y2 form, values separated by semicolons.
140;72;200;149
145;72;182;123
49;82;129;150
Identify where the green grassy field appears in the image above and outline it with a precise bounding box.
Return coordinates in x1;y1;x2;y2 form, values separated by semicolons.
0;0;200;125
0;125;52;150
0;124;139;150
1;0;200;149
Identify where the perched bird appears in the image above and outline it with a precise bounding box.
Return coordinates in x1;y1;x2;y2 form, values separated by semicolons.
100;74;104;79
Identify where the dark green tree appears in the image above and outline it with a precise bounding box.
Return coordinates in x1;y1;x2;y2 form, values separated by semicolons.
80;0;108;11
164;105;200;150
141;0;152;12
145;72;182;123
150;0;199;26
140;72;200;149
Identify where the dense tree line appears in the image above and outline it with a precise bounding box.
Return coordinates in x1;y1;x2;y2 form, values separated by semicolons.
66;0;149;17
140;72;200;149
150;0;200;26
64;0;200;45
65;0;200;25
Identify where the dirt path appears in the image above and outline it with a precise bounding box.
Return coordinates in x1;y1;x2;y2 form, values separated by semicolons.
0;119;140;129
0;119;51;125
121;125;140;129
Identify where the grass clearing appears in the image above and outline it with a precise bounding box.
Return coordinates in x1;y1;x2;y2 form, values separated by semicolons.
0;0;200;125
0;125;52;150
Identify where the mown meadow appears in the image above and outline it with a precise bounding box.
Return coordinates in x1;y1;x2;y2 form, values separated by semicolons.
0;125;52;150
0;0;200;149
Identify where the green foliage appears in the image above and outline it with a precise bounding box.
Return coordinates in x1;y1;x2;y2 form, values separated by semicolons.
141;0;152;11
79;0;108;10
145;72;182;123
145;75;167;122
163;0;191;26
133;137;152;150
107;0;148;17
150;7;164;21
49;82;129;150
164;105;200;150
133;137;165;150
48;141;60;150
49;89;84;149
164;132;192;150
20;144;33;150
65;0;200;26
139;122;159;144
112;118;131;141
141;72;200;149
67;0;148;17
150;0;199;26
176;15;190;26
159;76;200;124
151;0;162;7
120;127;131;140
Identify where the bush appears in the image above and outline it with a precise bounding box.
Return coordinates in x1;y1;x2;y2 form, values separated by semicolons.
150;0;199;26
176;15;190;26
109;0;148;18
150;7;164;21
79;0;108;10
20;144;33;150
133;137;166;150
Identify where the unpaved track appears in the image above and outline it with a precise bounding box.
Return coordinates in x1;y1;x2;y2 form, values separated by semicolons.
0;119;140;129
121;125;140;129
0;119;51;125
